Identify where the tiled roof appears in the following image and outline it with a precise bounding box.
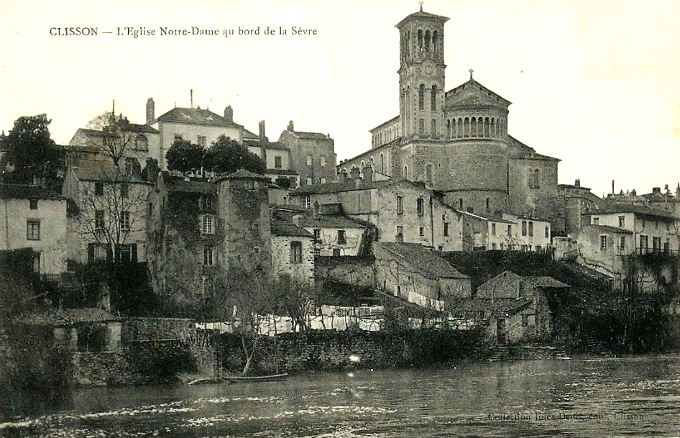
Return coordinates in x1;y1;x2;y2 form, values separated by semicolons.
461;211;513;224
508;136;560;162
396;9;449;28
271;220;313;237
226;169;269;180
164;176;216;194
288;130;330;140
266;168;299;176
379;242;469;279
126;123;159;134
0;184;64;201
595;204;677;220
70;161;147;183
586;224;633;235
452;298;533;317
156;107;242;128
369;115;400;133
524;276;570;289
446;78;511;106
296;214;368;229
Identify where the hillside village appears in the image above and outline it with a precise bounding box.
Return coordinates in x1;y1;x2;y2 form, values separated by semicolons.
1;7;680;381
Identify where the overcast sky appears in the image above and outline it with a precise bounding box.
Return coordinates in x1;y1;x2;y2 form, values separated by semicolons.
1;0;679;197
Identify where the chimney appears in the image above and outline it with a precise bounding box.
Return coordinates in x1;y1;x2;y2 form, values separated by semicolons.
287;120;294;131
612;180;615;195
575;178;580;187
258;120;266;143
146;98;155;124
224;105;233;123
652;187;661;195
363;165;373;182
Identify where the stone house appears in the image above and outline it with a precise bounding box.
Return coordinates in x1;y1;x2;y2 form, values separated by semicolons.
294;203;370;256
559;205;679;292
373;242;471;310
290;176;465;251
270;215;315;284
68;123;160;171
502;213;552;252
456;271;568;344
556;180;604;235
243;121;300;189
0;184;68;277
277;120;336;186
148;169;273;302
62;160;151;264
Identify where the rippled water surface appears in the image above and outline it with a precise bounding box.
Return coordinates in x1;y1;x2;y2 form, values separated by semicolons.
3;355;680;437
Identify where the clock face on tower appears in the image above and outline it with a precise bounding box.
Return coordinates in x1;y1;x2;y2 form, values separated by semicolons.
422;60;436;76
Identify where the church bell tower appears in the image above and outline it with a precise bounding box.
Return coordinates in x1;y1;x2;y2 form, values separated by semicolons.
396;6;449;140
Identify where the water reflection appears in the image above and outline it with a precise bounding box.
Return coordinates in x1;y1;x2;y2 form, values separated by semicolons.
2;355;680;437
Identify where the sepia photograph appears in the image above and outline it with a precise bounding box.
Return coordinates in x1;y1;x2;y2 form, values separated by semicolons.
1;0;680;436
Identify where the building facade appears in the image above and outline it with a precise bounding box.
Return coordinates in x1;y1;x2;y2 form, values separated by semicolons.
337;7;560;226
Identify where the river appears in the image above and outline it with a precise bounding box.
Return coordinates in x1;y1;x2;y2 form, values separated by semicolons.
2;354;680;437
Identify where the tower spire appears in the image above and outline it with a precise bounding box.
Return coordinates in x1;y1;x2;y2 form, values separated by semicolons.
419;0;423;12
469;68;474;80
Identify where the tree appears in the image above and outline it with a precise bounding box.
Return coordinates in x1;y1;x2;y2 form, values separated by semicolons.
204;135;265;175
86;112;134;167
165;139;205;172
1;114;60;184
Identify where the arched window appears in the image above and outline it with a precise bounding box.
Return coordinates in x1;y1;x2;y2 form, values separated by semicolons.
464;117;470;137
471;117;477;137
418;84;425;110
534;169;540;189
426;164;433;183
431;119;437;137
485;118;490;137
432;30;438;56
425;30;431;52
459;198;463;210
418;29;423;50
528;169;534;188
491;118;496;137
135;134;148;151
380;153;384;174
431;85;437;110
403;165;408;179
486;198;491;213
446;120;451;138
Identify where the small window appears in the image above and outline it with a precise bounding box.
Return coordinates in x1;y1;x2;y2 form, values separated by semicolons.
337;230;346;244
313;229;321;241
306;155;313;166
443;222;449;237
121;183;129;198
396;225;404;242
507;225;512;235
202;196;212;210
95;181;104;196
202;215;214;234
203;246;215;266
396;196;404;214
528;222;534;237
174;134;183;143
290;241;303;264
416;197;424;216
26;220;40;240
492;223;496;236
135;134;149;151
304;195;311;209
600;235;608;250
593;217;600;225
120;211;131;231
419;226;424;236
459;198;463;210
619;235;626;250
320;177;327;184
545;226;549;238
332;248;341;256
618;216;625;227
306;177;313;185
320;156;327;167
274;156;282;169
522;221;527;236
197;135;207;147
29;199;38;210
485;198;490;213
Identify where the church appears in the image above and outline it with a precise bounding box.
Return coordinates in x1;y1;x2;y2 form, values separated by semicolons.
338;6;561;229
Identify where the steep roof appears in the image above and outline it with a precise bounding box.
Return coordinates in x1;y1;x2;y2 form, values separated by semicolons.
291;177;435;196
270;217;313;237
296;213;368;229
0;184;64;201
379;242;469;280
225;169;270;180
452;297;533;317
156;107;242;128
